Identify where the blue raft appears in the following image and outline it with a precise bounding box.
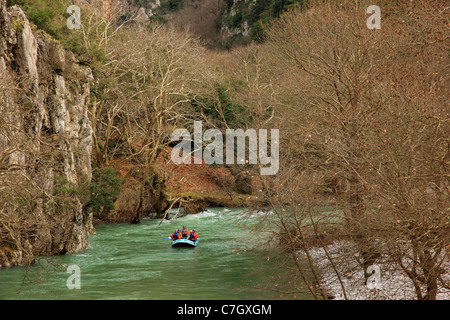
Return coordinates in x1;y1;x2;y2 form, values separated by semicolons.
172;238;198;247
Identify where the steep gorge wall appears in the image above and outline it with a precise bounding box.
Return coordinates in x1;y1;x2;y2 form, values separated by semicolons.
77;0;132;19
0;0;94;267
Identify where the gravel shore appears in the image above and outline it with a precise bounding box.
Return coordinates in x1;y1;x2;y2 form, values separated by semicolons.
299;240;450;300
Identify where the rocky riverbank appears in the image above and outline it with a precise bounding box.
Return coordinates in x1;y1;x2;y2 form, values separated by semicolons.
301;240;450;300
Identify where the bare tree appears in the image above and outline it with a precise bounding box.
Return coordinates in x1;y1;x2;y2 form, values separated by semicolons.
91;21;216;221
258;0;449;299
169;0;226;43
361;1;450;299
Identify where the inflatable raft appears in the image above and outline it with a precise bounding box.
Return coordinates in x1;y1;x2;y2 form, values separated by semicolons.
172;238;198;247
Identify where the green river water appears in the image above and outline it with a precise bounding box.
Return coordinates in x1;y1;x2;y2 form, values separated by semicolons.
0;208;313;300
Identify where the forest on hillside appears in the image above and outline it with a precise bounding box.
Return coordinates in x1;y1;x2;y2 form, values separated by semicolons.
1;0;449;300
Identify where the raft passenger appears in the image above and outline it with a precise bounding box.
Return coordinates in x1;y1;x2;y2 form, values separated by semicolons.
189;230;198;241
170;229;180;240
181;226;189;239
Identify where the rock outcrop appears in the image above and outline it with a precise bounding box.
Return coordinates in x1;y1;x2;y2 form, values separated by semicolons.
0;0;94;268
76;0;131;19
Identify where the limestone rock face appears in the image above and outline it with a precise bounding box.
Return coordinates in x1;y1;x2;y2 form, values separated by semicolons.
0;0;94;267
76;0;131;19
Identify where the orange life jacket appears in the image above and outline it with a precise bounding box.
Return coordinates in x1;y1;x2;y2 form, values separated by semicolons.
190;232;198;240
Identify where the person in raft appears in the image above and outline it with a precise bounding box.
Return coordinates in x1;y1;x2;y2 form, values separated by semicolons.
181;226;189;239
189;230;198;241
170;229;180;240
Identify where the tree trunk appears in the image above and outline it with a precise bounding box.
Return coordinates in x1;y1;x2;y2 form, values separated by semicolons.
131;184;144;224
345;178;381;282
422;249;439;300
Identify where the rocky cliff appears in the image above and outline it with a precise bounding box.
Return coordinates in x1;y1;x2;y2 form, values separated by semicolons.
0;0;94;268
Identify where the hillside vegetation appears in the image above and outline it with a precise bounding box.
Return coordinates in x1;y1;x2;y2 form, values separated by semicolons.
1;0;449;300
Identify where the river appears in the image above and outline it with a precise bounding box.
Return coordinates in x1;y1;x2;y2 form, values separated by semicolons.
0;208;313;300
